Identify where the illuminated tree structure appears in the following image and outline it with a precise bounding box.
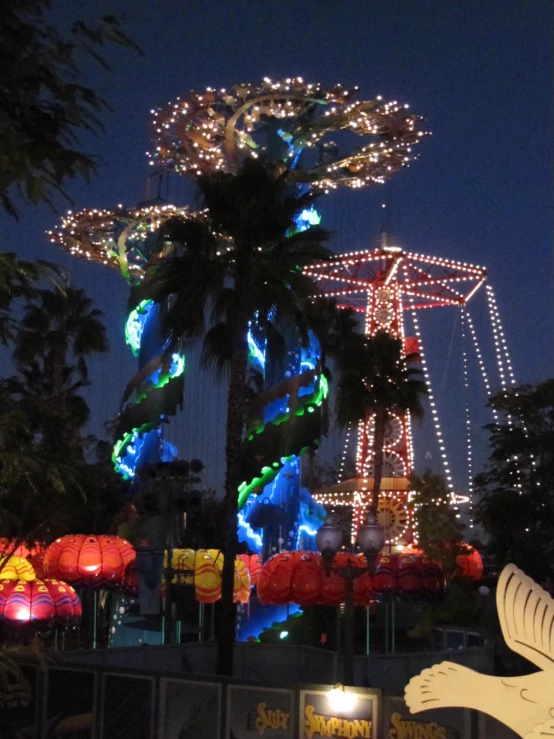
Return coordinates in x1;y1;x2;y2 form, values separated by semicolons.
50;78;428;555
49;204;192;481
305;231;512;547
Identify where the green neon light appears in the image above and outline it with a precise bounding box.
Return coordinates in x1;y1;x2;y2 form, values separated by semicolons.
237;374;329;509
135;353;186;402
112;423;153;479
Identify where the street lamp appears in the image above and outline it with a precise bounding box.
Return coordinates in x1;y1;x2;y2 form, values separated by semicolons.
316;511;385;686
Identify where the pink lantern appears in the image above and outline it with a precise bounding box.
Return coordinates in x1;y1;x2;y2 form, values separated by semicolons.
0;579;82;627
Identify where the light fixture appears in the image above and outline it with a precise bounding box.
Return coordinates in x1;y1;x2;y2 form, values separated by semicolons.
327;683;357;713
315;513;343;571
355;511;385;569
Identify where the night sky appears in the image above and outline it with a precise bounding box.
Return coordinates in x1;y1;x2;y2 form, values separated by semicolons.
1;0;551;494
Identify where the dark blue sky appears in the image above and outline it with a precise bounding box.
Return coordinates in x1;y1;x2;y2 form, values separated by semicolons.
1;0;551;493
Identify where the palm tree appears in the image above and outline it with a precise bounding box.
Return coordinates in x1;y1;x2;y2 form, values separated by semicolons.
10;287;108;454
0;251;63;345
13;287;109;389
335;330;427;514
130;157;333;675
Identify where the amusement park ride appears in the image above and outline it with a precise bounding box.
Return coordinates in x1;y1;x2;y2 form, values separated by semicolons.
307;231;488;546
46;77;516;644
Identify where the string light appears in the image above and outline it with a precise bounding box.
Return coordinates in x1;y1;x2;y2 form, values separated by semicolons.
460;308;474;528
338;424;352;483
406;284;455;497
486;285;517;387
485;285;527;492
148;77;429;188
465;310;499;424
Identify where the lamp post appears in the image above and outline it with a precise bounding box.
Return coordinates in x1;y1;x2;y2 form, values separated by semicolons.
316;510;385;686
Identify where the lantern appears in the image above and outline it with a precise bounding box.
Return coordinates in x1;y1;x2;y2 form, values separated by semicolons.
28;550;46;579
290;552;322;606
319;562;345;606
258;551;373;607
420;554;444;598
374;553;399;598
248;554;262;587
0;539;41;559
167;548;196;584
194;549;223;604
44;535;135;588
397;553;423;599
0;579;82;627
235;557;251;604
1;556;36;582
456;545;483;581
237;553;262;587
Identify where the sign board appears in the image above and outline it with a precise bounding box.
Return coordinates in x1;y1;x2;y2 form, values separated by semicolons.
384;696;470;739
43;667;96;738
227;685;294;739
101;672;154;739
299;688;379;739
160;678;221;739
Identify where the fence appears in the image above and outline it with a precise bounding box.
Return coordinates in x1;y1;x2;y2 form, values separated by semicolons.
4;655;516;739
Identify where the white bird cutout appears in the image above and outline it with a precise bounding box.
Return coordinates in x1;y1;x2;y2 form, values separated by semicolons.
405;564;554;738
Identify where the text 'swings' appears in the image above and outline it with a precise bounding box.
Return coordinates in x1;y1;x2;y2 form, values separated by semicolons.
497;564;554;670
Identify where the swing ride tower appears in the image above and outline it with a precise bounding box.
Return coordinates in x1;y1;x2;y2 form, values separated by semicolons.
306;232;488;547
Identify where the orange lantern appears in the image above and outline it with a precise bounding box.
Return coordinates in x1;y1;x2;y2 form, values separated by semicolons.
235;557;251;603
456;545;483;581
44;535;135;588
237;553;262;588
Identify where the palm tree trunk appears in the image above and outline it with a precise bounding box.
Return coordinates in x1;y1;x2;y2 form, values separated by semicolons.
371;407;387;515
217;298;249;676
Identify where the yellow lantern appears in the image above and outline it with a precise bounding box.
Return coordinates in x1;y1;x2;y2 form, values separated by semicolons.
1;556;36;582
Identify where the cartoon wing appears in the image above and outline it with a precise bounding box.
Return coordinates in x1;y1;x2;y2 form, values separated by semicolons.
524;719;554;739
497;564;554;670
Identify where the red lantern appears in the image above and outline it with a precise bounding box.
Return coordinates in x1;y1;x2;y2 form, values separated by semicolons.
374;553;399;598
320;565;345;606
0;539;42;559
0;579;82;626
398;553;423;599
258;552;298;605
258;551;373;607
44;535;136;588
291;553;321;605
27;550;46;579
456;545;483;581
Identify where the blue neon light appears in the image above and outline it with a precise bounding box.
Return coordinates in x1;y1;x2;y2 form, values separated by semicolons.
294;207;322;233
238;511;263;549
248;329;266;370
